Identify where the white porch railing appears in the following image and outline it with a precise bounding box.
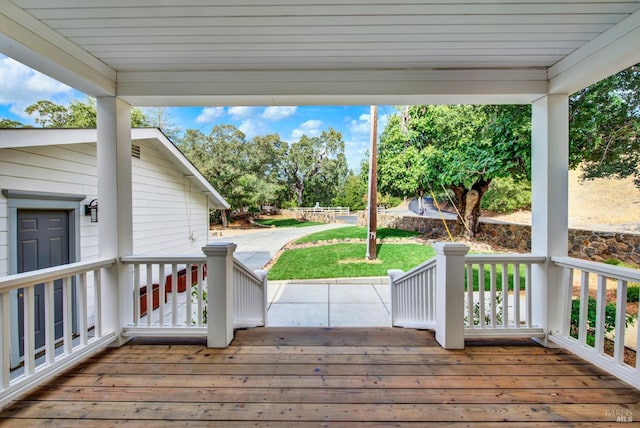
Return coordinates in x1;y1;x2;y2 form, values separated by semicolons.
389;252;546;339
0;258;117;409
121;256;208;337
550;256;640;390
464;254;546;338
233;261;268;328
120;253;267;338
388;258;437;329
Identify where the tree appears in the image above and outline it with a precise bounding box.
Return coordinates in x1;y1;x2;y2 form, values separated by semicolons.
144;107;182;141
569;63;640;188
378;109;431;211
379;105;531;238
246;134;288;184
0;118;29;128
282;128;348;207
19;99;150;128
178;125;250;209
333;170;367;210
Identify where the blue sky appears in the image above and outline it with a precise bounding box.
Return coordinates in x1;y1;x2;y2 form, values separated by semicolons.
0;55;391;171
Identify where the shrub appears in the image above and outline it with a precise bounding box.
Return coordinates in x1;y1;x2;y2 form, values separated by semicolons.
570;296;633;346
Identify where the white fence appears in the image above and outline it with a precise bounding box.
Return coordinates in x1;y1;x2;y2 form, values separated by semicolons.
550;256;640;390
295;206;350;215
464;254;546;338
0;258;117;409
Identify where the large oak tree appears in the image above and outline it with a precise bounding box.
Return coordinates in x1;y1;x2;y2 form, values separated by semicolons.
379;105;531;238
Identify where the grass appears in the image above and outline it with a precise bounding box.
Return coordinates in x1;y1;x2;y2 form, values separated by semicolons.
295;226;421;244
604;258;640;300
466;262;527;291
253;218;323;228
268;243;435;280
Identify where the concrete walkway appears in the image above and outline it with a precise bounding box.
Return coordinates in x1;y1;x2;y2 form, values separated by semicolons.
209;224;392;327
267;277;391;327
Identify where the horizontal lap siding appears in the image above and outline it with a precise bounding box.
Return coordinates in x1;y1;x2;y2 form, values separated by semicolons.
1;141;211;269
0;144;99;276
131;143;209;256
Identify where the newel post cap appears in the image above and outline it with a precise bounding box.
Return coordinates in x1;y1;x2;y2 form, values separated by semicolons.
202;241;237;256
433;242;470;256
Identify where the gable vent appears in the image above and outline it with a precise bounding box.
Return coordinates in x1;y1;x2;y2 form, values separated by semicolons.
131;144;141;159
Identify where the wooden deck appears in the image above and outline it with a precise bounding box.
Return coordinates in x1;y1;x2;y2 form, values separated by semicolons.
1;327;639;426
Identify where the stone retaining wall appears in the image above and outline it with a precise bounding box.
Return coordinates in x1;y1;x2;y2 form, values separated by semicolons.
357;211;640;266
281;209;336;224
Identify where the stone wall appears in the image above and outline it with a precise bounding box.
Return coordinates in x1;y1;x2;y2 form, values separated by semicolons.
357;211;640;266
281;209;336;224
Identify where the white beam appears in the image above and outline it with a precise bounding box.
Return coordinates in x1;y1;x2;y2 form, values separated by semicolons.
117;69;548;106
0;1;116;96
549;8;640;94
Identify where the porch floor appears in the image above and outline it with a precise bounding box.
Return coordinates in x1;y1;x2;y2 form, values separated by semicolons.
1;327;639;426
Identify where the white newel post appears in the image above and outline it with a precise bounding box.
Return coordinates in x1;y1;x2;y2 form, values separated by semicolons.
97;97;132;346
203;242;237;348
531;95;569;346
434;242;469;349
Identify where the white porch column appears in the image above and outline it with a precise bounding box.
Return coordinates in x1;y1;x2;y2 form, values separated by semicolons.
203;241;237;348
97;97;133;345
531;95;569;346
434;242;470;350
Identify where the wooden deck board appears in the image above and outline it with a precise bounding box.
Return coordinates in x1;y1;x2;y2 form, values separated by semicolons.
2;327;639;425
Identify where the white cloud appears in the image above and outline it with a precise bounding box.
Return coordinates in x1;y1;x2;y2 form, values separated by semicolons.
228;106;257;119
0;55;75;119
347;111;389;138
261;106;297;120
344;137;369;171
195;106;224;123
239;118;269;139
291;119;323;139
347;113;371;135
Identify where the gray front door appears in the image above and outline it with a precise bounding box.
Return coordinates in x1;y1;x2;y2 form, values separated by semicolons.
17;210;70;356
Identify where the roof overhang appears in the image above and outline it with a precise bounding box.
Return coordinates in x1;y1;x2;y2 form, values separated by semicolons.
0;127;230;209
1;2;640;105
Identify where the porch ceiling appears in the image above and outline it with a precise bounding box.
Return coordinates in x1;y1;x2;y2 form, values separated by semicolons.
1;1;640;106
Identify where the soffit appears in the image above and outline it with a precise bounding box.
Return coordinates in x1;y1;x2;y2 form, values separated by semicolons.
2;1;640;104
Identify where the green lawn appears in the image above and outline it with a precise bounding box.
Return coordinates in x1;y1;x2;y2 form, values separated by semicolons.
268;243;435;280
295;226;420;244
253;218;323;228
466;263;527;291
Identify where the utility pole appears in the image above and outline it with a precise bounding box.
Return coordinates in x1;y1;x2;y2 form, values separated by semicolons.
366;105;378;260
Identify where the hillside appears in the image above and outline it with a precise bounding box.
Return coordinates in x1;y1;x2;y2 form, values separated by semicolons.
494;169;640;233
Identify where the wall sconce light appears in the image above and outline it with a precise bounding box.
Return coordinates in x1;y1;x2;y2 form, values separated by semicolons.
84;199;98;223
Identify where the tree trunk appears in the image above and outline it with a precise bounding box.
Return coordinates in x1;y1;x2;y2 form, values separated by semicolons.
221;209;229;228
291;182;304;207
450;180;491;239
296;188;304;207
417;189;425;214
466;179;492;239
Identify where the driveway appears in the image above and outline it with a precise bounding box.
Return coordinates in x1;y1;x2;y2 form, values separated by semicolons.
209;222;351;270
